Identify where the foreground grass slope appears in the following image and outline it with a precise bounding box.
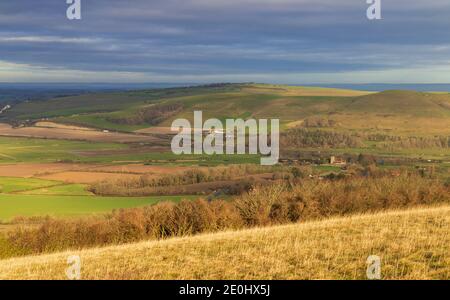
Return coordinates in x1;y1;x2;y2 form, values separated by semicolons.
1;205;448;280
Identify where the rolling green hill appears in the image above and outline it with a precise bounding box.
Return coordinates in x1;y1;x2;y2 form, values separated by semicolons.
2;84;450;136
346;90;450;117
1;84;241;121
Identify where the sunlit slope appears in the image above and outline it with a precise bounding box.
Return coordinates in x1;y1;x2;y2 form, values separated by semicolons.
328;90;450;135
158;88;450;134
1;205;449;280
347;90;450;117
3;84;450;135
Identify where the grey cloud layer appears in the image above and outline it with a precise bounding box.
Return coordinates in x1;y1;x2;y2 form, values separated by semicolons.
1;0;450;82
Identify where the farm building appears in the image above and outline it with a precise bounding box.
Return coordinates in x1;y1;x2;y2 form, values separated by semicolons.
330;156;346;165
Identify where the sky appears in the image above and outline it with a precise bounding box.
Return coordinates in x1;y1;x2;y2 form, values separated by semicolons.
0;0;450;84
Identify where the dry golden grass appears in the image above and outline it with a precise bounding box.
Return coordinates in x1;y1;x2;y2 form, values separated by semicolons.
331;114;450;136
242;85;373;97
34;122;96;131
0;205;449;280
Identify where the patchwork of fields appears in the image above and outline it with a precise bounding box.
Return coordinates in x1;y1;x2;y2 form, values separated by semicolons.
0;84;449;279
0;84;449;222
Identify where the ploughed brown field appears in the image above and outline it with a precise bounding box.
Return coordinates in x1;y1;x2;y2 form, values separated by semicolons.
134;127;174;135
0;163;191;183
0;163;91;178
34;122;97;131
86;164;191;174
0;123;164;144
35;171;142;184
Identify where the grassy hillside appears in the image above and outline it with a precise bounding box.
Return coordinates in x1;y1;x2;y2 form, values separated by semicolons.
347;90;450;117
156;87;450;136
4;83;449;136
2;85;240;121
329;91;450;135
0;205;448;279
0;84;370;128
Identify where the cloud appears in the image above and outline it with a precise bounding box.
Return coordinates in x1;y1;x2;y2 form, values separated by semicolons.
0;36;100;44
0;0;449;83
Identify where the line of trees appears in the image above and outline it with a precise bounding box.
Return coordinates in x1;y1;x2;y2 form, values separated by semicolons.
88;165;292;196
282;128;449;149
367;134;450;149
281;128;363;148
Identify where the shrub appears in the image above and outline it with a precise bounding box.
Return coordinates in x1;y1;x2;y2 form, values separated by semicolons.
281;128;363;148
5;173;449;257
89;164;279;196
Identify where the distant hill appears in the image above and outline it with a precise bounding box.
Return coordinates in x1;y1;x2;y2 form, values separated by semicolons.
1;205;448;279
0;89;86;104
1;84;449;136
346;90;450;117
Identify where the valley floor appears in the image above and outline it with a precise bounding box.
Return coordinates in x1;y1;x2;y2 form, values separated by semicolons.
1;205;449;280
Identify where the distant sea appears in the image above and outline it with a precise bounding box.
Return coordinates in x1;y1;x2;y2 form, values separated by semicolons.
298;84;450;92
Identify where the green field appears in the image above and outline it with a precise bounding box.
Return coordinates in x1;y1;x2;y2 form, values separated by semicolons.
0;136;127;164
0;177;197;221
0;136;261;165
0;177;59;193
18;183;93;196
0;194;196;221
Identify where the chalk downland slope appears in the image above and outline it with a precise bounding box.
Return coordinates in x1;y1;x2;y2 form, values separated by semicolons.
1;205;449;280
2;84;450;135
316;90;450;135
346;90;450;117
148;88;450;135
